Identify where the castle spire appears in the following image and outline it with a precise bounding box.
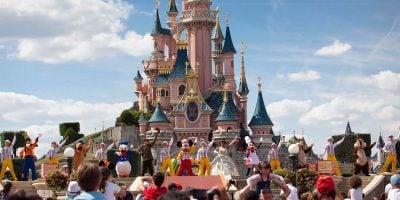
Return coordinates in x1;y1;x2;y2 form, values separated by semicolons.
134;69;143;81
238;42;249;96
152;0;171;35
215;90;236;122
222;15;236;54
248;78;274;127
149;100;169;123
213;7;224;40
345;120;353;135
168;0;178;13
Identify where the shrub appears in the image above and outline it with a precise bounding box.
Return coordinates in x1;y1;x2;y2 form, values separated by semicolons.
274;168;317;191
59;122;80;137
46;169;68;199
120;110;135;126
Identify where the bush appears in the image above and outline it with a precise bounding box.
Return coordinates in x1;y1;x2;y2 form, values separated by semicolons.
62;127;84;145
120;110;135;126
46;169;68;199
59;122;80;138
274;168;318;191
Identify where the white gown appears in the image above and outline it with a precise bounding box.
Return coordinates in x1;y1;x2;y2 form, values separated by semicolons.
211;147;240;176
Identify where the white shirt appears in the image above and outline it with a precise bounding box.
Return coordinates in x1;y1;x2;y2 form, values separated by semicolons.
268;139;283;161
349;187;363;200
67;181;81;193
322;137;345;159
281;183;298;200
388;188;400;200
1;136;16;161
95;143;114;161
197;141;214;160
104;181;121;200
46;138;67;159
159;138;173;161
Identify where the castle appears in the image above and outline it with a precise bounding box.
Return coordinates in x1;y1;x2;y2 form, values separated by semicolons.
132;0;279;172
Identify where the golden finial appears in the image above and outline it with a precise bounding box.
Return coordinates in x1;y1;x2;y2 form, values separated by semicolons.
241;42;248;55
223;89;228;103
185;61;189;75
216;6;220;14
155;0;160;9
225;12;230;26
257;77;262;91
240;42;248;82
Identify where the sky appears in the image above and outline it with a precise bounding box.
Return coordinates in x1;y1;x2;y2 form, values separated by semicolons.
0;0;399;157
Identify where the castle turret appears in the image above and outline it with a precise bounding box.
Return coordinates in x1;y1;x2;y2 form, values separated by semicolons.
238;43;249;128
151;2;171;53
222;16;237;91
134;69;143;94
212;8;224;85
215;91;236;132
138;112;148;136
166;0;178;31
148;98;170;132
345;120;353;135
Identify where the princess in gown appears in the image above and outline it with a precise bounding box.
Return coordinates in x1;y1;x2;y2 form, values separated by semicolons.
211;138;240;177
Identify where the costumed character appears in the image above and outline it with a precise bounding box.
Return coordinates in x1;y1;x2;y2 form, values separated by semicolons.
353;138;376;176
322;136;345;176
176;137;197;176
20;133;41;181
296;138;313;169
211;137;240;176
137;131;158;176
245;136;262;176
380;128;400;174
115;141;131;177
196;139;214;176
159;137;175;176
0;133;18;181
95;139;115;165
72;139;94;171
47;137;68;165
268;136;284;171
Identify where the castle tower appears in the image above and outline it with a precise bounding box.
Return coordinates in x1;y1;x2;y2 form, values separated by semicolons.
138;112;148;136
167;0;178;29
148;97;170;133
134;69;143;94
180;0;216;93
215;90;236;132
237;43;250;128
345;120;353;135
222;15;237;91
212;8;224;86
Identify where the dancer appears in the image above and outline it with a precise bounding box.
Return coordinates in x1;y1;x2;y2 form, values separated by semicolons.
245;136;261;176
380;128;400;174
353;138;376;176
115;141;131;177
0;133;18;181
322;136;345;176
297;138;313;169
196;139;214;176
138;131;158;176
95;139;115;164
176;137;197;176
72;139;94;171
47;137;69;165
211;137;240;176
20;133;41;181
268;136;285;171
159;137;175;176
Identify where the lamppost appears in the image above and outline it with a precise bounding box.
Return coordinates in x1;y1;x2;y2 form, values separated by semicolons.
288;144;299;187
64;147;75;176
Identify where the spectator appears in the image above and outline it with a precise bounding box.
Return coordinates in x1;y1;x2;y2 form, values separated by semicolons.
260;188;273;200
388;174;400;200
282;178;298;200
340;191;348;199
0;180;12;200
314;176;336;200
243;190;259;200
66;173;81;200
74;163;106;200
143;172;167;200
99;166;126;200
116;183;133;200
159;190;190;200
348;175;363;200
8;188;41;200
299;192;313;200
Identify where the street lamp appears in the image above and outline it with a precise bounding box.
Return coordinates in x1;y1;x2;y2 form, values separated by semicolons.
64;147;75;176
288;144;299;186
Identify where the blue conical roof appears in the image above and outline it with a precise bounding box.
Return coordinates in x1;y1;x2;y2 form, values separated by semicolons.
238;78;249;96
134;70;143;81
222;26;236;54
169;48;190;79
138;112;147;123
248;91;273;126
152;8;171;36
168;0;178;13
149;103;169;123
215;95;235;122
377;133;385;149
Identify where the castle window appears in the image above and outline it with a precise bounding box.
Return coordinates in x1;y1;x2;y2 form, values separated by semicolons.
178;85;186;96
161;89;165;97
166;90;169;97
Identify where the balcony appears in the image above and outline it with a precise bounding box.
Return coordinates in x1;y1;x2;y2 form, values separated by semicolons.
180;9;217;23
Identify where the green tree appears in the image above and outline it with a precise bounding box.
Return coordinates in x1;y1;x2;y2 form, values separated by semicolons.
119;110;135;126
59;122;80;137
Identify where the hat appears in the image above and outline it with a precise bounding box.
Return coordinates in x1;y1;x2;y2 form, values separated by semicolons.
162;141;168;145
245;136;252;144
67;181;81;193
389;134;394;138
271;143;277;146
391;174;400;185
317;176;335;195
100;142;105;146
4;140;10;144
176;183;182;190
327;137;333;141
168;183;177;191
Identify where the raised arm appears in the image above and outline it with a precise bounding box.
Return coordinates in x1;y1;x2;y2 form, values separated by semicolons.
270;174;290;198
107;141;115;150
168;137;174;147
11;133;16;147
59;137;68;148
246;174;261;189
229;137;238;146
277;136;284;151
206;140;214;151
83;139;94;153
150;132;158;147
395;128;400;141
334;136;345;147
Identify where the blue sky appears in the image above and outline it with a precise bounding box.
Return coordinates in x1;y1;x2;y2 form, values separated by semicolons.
0;0;399;157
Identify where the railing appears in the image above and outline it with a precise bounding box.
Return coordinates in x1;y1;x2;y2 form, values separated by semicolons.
181;9;217;23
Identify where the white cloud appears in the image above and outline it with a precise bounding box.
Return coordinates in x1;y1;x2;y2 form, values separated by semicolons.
0;0;153;63
287;70;321;81
267;99;312;118
314;40;352;56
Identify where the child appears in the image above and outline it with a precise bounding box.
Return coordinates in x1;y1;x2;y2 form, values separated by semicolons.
74;163;106;200
348;175;363;200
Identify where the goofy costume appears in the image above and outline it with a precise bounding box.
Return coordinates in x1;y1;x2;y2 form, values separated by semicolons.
20;134;41;181
196;140;214;176
0;134;17;181
322;136;345;176
267;136;284;171
47;137;68;165
380;130;400;174
159;137;175;176
176;138;197;176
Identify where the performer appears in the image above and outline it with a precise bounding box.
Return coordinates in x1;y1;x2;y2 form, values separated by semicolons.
176;137;197;176
20;133;41;181
322;136;345;176
72;139;94;171
245;136;261;176
159;137;175;176
0;133;18;181
268;136;285;171
211;137;240;176
297;138;313;169
95;139;115;164
196;139;214;176
246;162;287;196
380;128;400;174
137;131;158;176
115;141;131;177
353;138;376;176
47;137;68;165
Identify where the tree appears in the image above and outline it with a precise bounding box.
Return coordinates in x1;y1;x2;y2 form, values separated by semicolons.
119;110;135;126
59;122;80;137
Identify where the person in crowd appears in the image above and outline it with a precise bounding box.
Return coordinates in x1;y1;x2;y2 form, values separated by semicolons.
353;138;375;176
137;131;158;176
116;183;134;200
65;173;81;200
159;137;175;176
0;133;18;181
268;136;284;171
0;180;12;200
167;183;182;191
282;178;298;200
99;166;126;200
388;174;400;200
211;137;240;176
348;175;363;200
299;191;313;200
72;139;94;171
196;139;214;176
20;133;41;181
322;136;345;176
8;188;42;200
74;163;106;200
314;176;337;200
95;139;116;164
143;172;167;200
47;137;68;165
159;190;190;200
380;128;400;174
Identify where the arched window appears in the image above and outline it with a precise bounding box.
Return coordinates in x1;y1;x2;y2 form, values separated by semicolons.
166;90;169;97
178;85;186;96
161;89;165;97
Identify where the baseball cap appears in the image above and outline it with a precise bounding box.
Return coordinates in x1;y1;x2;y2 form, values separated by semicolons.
391;174;400;185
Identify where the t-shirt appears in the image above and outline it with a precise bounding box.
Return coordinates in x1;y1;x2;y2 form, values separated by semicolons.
143;186;167;200
388;188;400;200
74;191;107;200
104;181;121;200
349;187;363;200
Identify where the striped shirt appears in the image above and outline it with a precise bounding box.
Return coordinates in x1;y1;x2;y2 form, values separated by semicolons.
159;138;173;161
383;132;400;154
322;137;345;158
47;138;68;159
197;140;214;160
268;140;283;161
95;142;115;161
1;136;16;161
